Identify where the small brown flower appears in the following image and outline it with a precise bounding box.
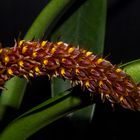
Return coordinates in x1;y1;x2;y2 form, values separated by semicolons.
0;40;140;111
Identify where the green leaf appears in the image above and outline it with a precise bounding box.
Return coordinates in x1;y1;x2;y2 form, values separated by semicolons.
122;59;140;83
51;0;106;54
0;77;28;121
69;104;96;121
24;0;76;40
15;89;72;120
0;77;27;108
0;90;84;140
51;79;71;97
51;0;106;121
0;77;27;121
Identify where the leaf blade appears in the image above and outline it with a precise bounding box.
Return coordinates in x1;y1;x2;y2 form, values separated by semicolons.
122;59;140;83
24;0;76;40
0;91;83;140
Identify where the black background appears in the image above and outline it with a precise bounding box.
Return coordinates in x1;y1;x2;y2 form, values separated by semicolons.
0;0;140;140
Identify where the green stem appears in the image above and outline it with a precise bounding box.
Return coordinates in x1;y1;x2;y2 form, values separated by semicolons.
0;92;84;140
0;77;27;121
24;0;76;40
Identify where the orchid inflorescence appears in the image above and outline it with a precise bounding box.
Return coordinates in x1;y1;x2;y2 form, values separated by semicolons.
0;40;140;111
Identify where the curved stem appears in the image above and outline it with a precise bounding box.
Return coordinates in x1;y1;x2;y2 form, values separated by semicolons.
24;0;76;40
0;91;86;140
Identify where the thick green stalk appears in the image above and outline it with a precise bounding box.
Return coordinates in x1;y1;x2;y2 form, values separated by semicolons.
0;77;27;121
0;91;84;140
24;0;76;40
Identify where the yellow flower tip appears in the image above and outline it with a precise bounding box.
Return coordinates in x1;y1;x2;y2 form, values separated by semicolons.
22;46;28;54
18;60;24;67
86;51;92;56
29;72;34;77
62;58;66;63
35;66;40;73
50;47;56;54
41;41;47;47
19;40;25;46
27;70;34;79
97;58;104;64
68;47;75;53
99;80;103;87
43;59;48;65
32;52;37;58
105;94;109;98
7;68;13;75
61;68;65;76
82;50;86;53
0;48;3;53
23;74;29;81
119;96;124;102
57;41;63;45
75;68;80;75
4;56;9;63
85;81;90;88
116;68;122;73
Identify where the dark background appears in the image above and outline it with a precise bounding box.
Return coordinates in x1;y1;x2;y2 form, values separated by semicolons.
0;0;140;140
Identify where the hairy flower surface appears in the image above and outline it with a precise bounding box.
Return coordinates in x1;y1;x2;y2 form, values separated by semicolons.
0;40;140;111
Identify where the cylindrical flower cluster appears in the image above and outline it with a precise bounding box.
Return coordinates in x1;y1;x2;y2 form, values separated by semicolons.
0;40;140;111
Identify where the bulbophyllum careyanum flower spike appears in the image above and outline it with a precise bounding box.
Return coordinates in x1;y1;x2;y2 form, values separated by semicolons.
0;40;140;111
